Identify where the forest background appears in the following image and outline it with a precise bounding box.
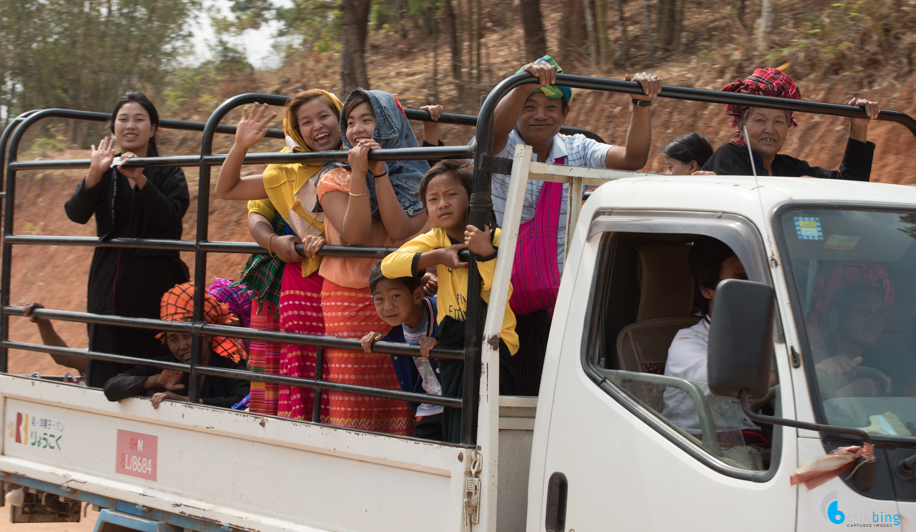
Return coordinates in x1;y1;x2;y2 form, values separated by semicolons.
1;0;916;378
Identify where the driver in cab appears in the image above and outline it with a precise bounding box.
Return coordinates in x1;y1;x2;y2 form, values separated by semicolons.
808;266;895;399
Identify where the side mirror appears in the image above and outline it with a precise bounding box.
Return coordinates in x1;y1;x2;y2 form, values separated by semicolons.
707;279;774;402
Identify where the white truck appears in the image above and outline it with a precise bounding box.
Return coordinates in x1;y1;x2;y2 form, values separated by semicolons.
0;74;914;531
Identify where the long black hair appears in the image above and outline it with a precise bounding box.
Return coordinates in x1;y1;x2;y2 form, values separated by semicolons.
107;92;161;157
661;132;713;168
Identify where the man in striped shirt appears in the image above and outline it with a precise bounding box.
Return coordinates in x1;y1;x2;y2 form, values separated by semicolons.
471;56;661;395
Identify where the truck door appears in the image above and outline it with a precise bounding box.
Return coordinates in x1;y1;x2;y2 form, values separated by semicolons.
532;211;798;531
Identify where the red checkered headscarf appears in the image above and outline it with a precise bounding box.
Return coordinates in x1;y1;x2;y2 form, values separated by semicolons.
805;262;893;347
721;68;801;128
156;282;247;362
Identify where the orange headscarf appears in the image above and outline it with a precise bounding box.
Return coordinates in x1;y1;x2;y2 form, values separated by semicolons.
156;282;247;362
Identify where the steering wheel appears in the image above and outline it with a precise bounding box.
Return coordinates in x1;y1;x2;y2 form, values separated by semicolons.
817;365;892;398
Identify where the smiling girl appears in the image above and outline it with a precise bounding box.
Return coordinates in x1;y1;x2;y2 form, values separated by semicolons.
315;89;429;435
216;89;344;421
380;160;517;442
65;92;190;389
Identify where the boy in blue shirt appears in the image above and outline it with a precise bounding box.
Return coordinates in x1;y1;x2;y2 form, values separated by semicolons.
362;263;443;440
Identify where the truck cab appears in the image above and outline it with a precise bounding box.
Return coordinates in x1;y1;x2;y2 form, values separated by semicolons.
534;172;916;530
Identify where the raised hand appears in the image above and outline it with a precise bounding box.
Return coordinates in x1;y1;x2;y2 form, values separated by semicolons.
421;105;444;122
420;270;438;297
521;61;558;88
627;72;662;102
86;137;116;188
117;151;146;187
419;336;440;359
361;331;383;353
464;225;495;257
151;391;186;409
437;243;468;269
235;103;277;150
300;235;326;259
848;97;880;139
22;302;46;324
273;234;304;263
421;105;444;145
350;138;385;177
156;369;186;392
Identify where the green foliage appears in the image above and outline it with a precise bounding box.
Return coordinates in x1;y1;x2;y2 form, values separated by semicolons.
0;0;201;140
31;138;65;158
765;0;903;74
274;0;342;53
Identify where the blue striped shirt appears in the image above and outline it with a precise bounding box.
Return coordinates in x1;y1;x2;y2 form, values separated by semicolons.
472;129;612;273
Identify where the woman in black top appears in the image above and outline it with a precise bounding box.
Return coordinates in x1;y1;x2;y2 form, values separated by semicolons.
702;68;881;180
64;92;189;388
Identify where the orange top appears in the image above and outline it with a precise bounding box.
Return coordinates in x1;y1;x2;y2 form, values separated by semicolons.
317;167;401;289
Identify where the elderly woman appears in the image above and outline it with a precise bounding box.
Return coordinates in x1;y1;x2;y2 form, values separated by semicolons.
702;68;880;179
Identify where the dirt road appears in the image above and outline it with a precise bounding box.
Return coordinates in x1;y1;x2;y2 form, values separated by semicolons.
0;505;97;531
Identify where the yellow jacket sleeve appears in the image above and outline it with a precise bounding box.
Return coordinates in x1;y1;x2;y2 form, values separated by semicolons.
247;198;277;219
477;228;501;293
381;229;442;279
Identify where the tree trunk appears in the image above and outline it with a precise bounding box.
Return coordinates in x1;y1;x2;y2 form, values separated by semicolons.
559;0;587;66
643;0;654;59
443;0;460;81
475;0;481;84
596;0;608;66
755;0;773;52
431;10;439;102
583;0;598;64
733;0;746;28
656;0;676;51
340;0;372;93
519;0;547;60
614;0;629;67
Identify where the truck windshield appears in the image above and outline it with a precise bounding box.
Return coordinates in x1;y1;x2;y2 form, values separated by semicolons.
778;207;916;439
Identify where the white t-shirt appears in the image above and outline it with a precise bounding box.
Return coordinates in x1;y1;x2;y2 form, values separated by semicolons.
662;318;758;433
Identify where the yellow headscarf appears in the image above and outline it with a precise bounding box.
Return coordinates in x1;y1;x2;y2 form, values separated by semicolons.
261;89;343;277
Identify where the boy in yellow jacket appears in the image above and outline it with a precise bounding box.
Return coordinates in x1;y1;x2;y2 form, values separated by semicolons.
381;160;516;442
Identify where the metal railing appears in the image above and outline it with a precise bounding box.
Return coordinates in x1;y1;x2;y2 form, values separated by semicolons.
3;77;915;446
0;92;608;444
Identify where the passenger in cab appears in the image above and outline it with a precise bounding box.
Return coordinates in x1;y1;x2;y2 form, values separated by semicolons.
662;237;766;433
64;92;190;389
216;90;344;421
361;264;443;441
316;89;428;435
102;282;249;409
702;68;880;179
806;262;894;398
662;132;714;175
381;160;516;443
475;55;660;396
